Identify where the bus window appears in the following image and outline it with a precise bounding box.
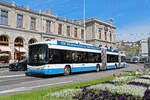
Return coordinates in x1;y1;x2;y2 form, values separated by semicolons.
72;52;79;63
107;55;118;63
48;49;65;64
121;56;126;62
95;53;101;62
65;50;73;63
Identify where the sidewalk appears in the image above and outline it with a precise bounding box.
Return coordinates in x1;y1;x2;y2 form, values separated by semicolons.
0;63;9;68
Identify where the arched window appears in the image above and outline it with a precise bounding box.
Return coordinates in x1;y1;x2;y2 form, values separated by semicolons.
0;35;9;46
14;37;24;47
28;38;37;45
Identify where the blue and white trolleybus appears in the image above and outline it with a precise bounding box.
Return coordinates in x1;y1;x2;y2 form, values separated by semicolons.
27;40;126;75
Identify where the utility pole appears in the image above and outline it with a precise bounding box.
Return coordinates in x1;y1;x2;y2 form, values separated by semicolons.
109;18;114;49
83;0;86;42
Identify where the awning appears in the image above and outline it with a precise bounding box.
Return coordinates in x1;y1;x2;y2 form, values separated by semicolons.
0;46;11;52
0;53;9;56
22;54;27;57
15;47;26;52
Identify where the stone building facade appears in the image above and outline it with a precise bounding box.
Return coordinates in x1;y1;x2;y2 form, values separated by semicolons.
76;18;116;49
0;1;116;63
140;39;148;58
84;18;116;49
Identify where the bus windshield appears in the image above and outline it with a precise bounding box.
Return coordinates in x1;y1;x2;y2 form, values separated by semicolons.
28;44;48;66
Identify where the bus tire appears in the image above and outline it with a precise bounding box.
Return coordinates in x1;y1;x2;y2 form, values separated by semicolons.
115;63;117;69
25;72;31;76
64;66;71;76
96;64;100;72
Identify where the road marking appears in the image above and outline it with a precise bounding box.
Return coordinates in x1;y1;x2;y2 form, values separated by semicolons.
0;70;9;73
0;74;25;79
0;81;73;94
0;87;30;94
0;77;33;82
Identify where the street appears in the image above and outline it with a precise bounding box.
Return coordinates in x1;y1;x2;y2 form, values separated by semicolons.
0;64;145;96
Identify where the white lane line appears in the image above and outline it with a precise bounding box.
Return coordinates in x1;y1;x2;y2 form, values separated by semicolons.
0;77;33;82
0;70;9;73
0;74;25;79
0;81;73;94
0;87;30;94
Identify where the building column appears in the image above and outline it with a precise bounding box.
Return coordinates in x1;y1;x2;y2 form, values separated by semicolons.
0;9;1;23
9;40;14;63
24;40;28;58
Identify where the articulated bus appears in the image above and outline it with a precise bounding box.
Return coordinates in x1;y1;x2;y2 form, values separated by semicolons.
26;40;126;76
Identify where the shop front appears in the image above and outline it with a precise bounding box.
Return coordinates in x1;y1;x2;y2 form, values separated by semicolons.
14;47;26;62
0;35;11;64
14;37;26;63
0;46;11;63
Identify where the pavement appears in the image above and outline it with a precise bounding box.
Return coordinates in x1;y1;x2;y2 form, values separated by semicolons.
0;63;9;68
0;63;145;96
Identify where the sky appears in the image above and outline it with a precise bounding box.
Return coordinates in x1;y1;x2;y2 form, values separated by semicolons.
3;0;150;42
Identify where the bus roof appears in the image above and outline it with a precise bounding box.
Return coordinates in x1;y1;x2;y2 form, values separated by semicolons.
30;40;119;54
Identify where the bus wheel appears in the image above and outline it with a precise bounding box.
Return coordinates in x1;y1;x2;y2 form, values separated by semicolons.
115;63;117;69
96;64;100;72
64;66;71;76
25;72;31;76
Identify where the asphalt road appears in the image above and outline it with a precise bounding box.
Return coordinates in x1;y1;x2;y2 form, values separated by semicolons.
0;64;145;96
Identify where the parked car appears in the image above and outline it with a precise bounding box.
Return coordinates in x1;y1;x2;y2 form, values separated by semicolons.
9;60;27;71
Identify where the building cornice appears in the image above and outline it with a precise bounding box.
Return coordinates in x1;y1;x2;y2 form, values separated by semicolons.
77;18;116;29
0;1;83;27
86;18;116;29
0;24;42;34
0;24;84;42
43;33;84;41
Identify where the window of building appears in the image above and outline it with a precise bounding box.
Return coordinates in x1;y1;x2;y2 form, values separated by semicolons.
74;28;77;38
46;20;51;32
67;26;70;36
58;24;62;35
14;37;25;63
0;35;9;46
14;37;24;47
0;35;10;64
0;10;8;25
81;29;84;39
110;31;112;41
28;38;37;45
17;14;23;28
30;17;36;31
105;32;107;40
99;28;101;39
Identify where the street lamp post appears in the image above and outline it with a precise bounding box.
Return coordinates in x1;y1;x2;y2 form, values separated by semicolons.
109;18;114;49
83;0;86;42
